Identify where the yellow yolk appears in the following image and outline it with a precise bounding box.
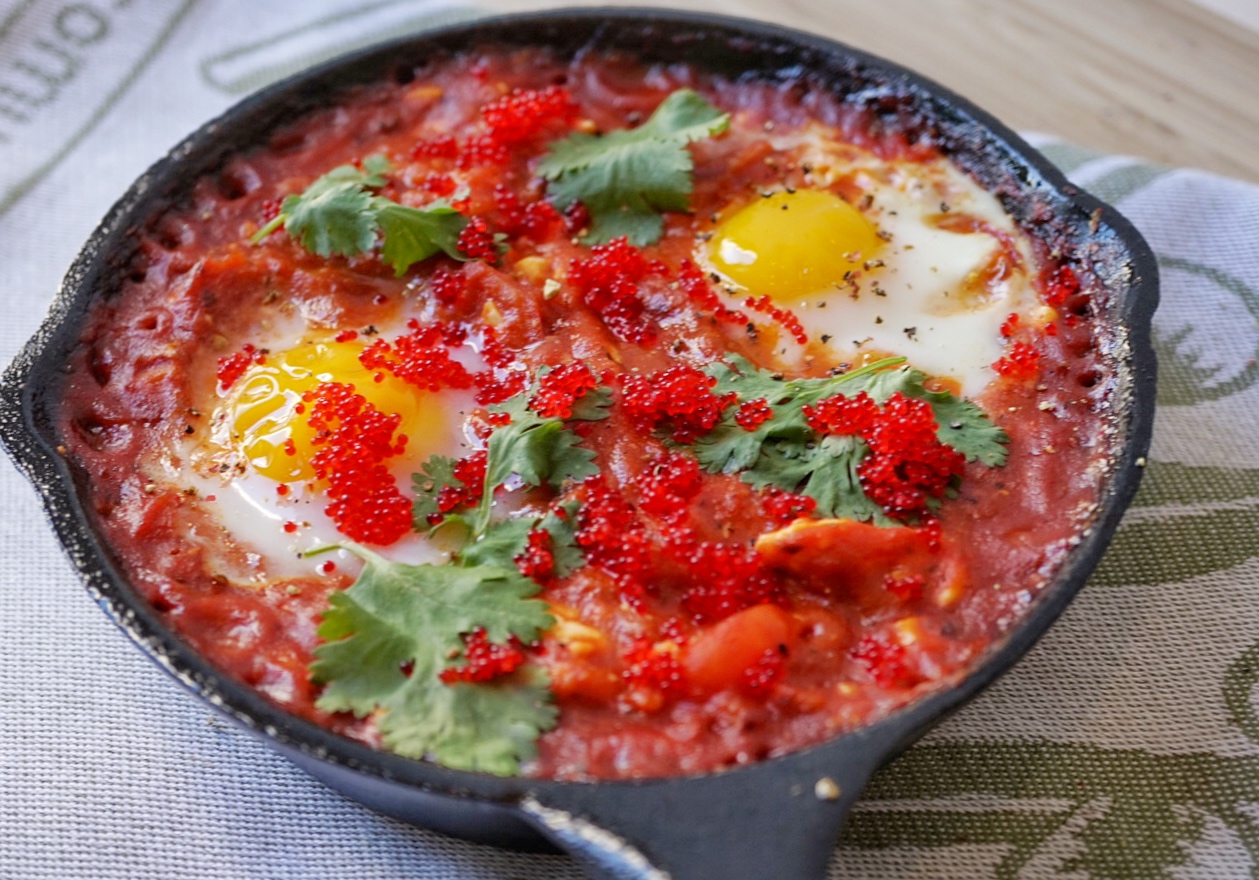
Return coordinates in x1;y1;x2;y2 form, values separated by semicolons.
227;339;445;482
709;189;883;301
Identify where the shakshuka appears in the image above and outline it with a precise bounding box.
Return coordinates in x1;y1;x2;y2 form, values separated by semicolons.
55;46;1114;779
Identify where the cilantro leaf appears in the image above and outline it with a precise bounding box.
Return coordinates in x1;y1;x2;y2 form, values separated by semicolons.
375;198;467;275
537;88;730;246
408;369;609;544
692;356;1008;521
251;154;470;275
311;544;556;776
411;454;460;527
457;515;534;569
281;173;379;258
539;501;584;578
568;384;613;422
467;380;607;535
923;388;1010;466
745;435;888;525
316;369;613;774
455;502;583;578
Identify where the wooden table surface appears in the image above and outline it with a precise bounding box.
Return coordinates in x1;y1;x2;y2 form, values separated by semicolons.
491;0;1259;184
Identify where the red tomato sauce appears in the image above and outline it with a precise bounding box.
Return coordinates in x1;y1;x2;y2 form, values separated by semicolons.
54;47;1114;780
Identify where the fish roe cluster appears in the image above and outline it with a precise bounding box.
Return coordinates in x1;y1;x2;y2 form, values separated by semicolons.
760;486;817;526
744;294;808;345
742;646;787;697
440;628;527;684
431;450;488;521
568;237;662;344
456;215;500;262
622;638;685;698
477;323;514;370
411;87;576;172
851;632;923;689
858;393;964;521
680;541;777;622
303;381;412;545
481;86;577;146
216;344;266;392
514;528;556;584
802;391;880;436
260;198;283;223
804;390;962;521
461;133;511;168
1043;263;1081;309
677;259;747;325
473;325;530;405
421;172;458;198
360;321;474;392
574;476;652;606
993;340;1041;379
429;265;467;306
734;398;773;431
494;185;562;240
621;364;735;444
637;452;703;519
529;362;598;419
475;369;529;406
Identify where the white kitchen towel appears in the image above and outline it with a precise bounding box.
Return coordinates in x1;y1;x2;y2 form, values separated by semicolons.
1;3;1257;878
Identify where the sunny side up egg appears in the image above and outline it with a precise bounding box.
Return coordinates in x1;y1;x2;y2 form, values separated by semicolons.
703;132;1038;396
183;317;485;579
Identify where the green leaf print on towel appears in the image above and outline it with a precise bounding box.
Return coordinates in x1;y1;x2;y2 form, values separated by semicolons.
1091;461;1259;587
840;740;1259;879
1155;257;1259;406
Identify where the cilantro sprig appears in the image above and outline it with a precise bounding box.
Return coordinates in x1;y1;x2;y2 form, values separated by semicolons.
414;372;611;540
693;356;1009;523
538;88;730;246
310;370;608;774
310;543;556;775
457;501;584;579
251;154;469;275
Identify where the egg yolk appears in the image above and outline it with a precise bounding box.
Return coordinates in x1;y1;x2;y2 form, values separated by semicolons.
226;339;446;483
709;189;883;301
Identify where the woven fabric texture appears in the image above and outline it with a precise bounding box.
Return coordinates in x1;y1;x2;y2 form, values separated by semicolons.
0;3;1256;878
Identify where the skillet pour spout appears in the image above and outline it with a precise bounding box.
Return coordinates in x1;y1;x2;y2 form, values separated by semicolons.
0;8;1158;880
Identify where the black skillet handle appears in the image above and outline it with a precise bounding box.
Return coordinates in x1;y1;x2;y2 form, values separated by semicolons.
517;736;882;880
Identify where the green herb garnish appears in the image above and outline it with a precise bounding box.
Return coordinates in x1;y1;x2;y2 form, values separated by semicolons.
537;88;730;246
251;154;468;275
693;356;1009;522
310;543;556;775
413;377;611;540
311;373;609;775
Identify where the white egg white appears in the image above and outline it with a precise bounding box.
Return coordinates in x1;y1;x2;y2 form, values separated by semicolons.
707;126;1040;397
180;312;487;580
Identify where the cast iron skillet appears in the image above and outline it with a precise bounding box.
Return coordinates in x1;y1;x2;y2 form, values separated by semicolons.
0;9;1157;880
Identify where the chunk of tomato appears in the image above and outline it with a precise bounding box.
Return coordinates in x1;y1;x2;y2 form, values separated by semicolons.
682;604;799;695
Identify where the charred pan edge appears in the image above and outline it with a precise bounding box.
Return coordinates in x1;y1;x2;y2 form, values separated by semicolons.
0;4;1158;864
